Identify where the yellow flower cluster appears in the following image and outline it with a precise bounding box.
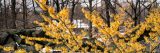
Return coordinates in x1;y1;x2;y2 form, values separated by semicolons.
35;43;43;51
18;0;160;53
82;9;107;28
0;45;15;52
19;0;86;52
14;49;27;53
128;42;146;51
82;7;160;52
44;46;52;52
34;0;47;11
3;46;14;51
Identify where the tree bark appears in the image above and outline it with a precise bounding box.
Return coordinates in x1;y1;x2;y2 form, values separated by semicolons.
138;0;141;25
11;0;17;29
0;0;2;29
104;0;111;27
55;0;60;12
4;0;8;29
70;0;77;23
23;0;27;29
46;0;49;5
88;0;93;38
32;0;36;14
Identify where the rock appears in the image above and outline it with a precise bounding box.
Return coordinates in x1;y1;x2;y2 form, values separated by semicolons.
26;46;35;52
32;30;45;37
36;27;43;30
32;30;41;36
0;32;8;44
19;45;35;52
4;40;16;47
0;32;8;39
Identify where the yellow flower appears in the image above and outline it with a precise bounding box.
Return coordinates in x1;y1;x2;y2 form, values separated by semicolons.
48;6;57;19
95;40;101;46
0;45;3;48
44;46;52;52
34;0;47;11
40;13;52;23
72;45;79;51
48;6;55;14
144;36;150;43
58;7;69;19
3;47;14;51
125;47;134;53
14;49;27;53
25;39;34;45
60;47;67;52
20;35;26;39
128;42;145;51
39;0;47;5
34;43;43;51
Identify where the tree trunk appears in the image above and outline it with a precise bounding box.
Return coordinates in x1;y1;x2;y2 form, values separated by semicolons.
0;0;2;29
134;0;140;26
88;0;93;38
61;0;65;9
46;0;49;5
70;0;76;23
32;0;36;14
55;0;60;12
4;0;8;29
138;0;141;24
104;0;111;27
11;0;16;29
23;0;27;29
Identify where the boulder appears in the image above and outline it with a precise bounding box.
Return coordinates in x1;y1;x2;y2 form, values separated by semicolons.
0;32;8;44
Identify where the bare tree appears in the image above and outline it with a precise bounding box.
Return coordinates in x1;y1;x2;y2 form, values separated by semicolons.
70;0;79;22
32;0;36;14
11;0;17;29
115;0;157;26
0;0;2;29
4;0;8;28
46;0;49;5
104;0;111;27
0;0;1;7
53;0;60;12
83;0;100;37
53;0;70;12
88;0;93;37
22;0;27;29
